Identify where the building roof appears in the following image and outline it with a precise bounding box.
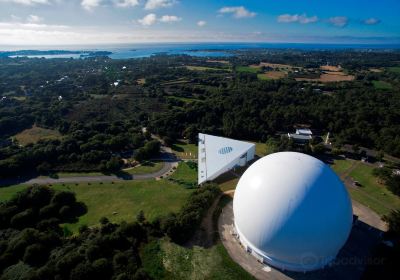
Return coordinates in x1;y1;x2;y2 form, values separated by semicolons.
198;133;255;184
296;128;313;135
233;152;353;271
288;133;312;140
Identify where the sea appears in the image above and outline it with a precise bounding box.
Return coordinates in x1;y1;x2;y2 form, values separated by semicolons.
1;42;400;59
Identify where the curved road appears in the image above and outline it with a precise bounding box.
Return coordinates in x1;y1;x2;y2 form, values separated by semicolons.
0;151;179;186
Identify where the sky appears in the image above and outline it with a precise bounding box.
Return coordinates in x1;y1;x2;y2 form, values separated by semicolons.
0;0;399;45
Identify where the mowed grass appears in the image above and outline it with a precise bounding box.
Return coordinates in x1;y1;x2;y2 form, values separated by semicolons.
388;66;400;74
14;126;62;145
170;161;197;183
158;240;254;280
125;161;164;175
348;163;400;216
330;159;354;175
0;180;193;232
171;142;198;159
372;80;393;90
235;66;260;74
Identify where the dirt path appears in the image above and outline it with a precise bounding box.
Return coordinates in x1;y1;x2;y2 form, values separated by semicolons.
186;190;235;248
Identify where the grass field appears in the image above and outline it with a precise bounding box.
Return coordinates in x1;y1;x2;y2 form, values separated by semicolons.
0;180;193;232
348;163;400;216
0;162;197;232
388;66;400;74
257;71;286;81
372;80;393;90
124;161;164;175
149;240;254;280
254;142;267;157
14;126;62;145
236;66;260;74
171;142;198;159
330;159;354;175
170;161;197;183
185;66;229;72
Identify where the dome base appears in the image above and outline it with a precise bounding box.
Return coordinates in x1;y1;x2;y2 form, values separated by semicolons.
235;223;336;272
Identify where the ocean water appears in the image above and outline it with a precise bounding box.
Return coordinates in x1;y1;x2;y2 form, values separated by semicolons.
2;42;400;59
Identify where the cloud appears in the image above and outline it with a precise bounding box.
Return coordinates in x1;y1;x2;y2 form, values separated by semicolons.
159;15;181;23
363;18;380;25
0;0;50;5
218;6;256;19
114;0;139;7
328;16;348;27
144;0;176;10
136;13;181;26
278;14;318;24
197;20;206;27
138;13;157;26
81;0;102;11
27;15;43;23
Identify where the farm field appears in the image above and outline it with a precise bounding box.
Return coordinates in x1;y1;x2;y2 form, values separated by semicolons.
257;71;286;80
372;80;393;90
296;73;355;82
185;66;229;72
236;66;260;73
14;126;62;145
388;66;400;74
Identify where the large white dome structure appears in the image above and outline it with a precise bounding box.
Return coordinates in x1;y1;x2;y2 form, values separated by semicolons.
233;152;353;272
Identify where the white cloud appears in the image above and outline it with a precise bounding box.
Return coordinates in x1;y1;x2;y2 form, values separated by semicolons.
0;0;50;5
328;16;348;27
81;0;102;11
144;0;176;10
197;20;206;27
138;13;157;26
278;14;318;24
218;6;256;19
159;15;181;23
114;0;139;7
363;18;380;25
27;15;43;23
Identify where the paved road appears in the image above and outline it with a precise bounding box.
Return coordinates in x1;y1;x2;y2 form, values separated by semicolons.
0;151;179;186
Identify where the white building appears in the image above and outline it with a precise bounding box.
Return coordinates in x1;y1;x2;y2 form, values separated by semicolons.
198;133;255;185
233;152;353;272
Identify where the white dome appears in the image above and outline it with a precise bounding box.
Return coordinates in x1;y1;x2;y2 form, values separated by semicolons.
233;152;353;272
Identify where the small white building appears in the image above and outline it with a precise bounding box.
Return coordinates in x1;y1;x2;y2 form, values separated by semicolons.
198;133;255;185
288;128;313;143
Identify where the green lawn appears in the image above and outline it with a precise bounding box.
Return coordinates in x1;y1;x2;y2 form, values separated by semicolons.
257;74;271;81
124;161;164;175
330;159;354;175
372;80;392;90
171;142;198;159
170;161;197;183
151;240;254;280
236;66;259;74
0;179;193;232
388;66;400;74
348;163;400;216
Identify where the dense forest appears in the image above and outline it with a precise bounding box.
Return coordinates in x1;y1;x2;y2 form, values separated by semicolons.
0;49;400;178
